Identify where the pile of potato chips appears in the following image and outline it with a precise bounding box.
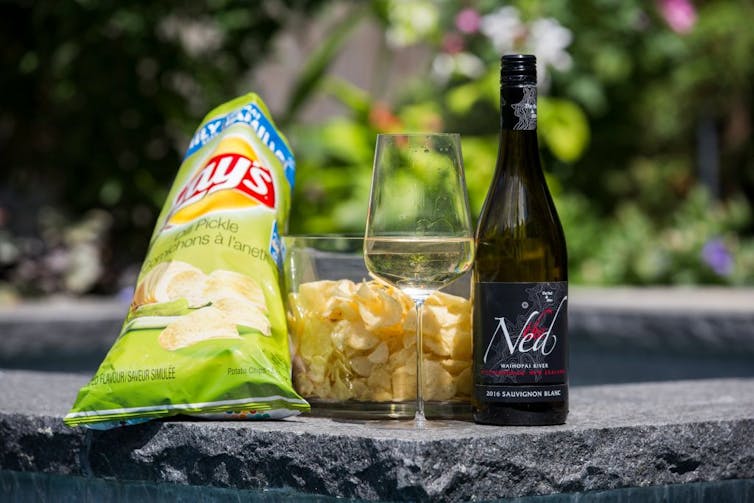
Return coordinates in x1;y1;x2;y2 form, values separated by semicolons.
287;279;472;403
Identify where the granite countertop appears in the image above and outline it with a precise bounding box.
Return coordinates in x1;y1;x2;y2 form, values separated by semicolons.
1;370;752;502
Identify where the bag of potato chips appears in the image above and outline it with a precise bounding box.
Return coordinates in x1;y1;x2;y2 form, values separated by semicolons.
65;93;309;428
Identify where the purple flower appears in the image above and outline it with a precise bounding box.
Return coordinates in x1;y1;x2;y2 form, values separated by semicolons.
658;0;697;34
702;238;734;276
455;8;481;34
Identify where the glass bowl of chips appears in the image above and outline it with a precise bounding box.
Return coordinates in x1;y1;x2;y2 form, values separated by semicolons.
283;235;472;420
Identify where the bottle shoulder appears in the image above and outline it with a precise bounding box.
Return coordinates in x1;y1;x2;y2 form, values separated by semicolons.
474;162;567;282
476;169;563;235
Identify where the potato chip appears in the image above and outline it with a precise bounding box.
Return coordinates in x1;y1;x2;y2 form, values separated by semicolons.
423;336;451;358
402;306;416;335
298;316;334;360
446;326;472;361
420;303;445;336
367;342;389;365
164;271;209;307
158;306;240;351
349;356;373;377
329;363;352;401
294;371;315;396
423;360;456;401
322;295;359;322
133;261;209;308
132;262;170;306
441;358;470;376
391;365;416;402
372;389;394;402
204;269;267;313
306;355;328;384
355;282;404;331
339;320;380;351
366;365;391;393
350;379;370;401
381;329;410;355
297;281;339;310
212;297;271;336
456;367;472;397
427;290;468;314
388;345;416;372
333;279;359;298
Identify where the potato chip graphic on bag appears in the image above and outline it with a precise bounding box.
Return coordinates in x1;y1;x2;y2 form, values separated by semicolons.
158;306;241;351
204;269;268;313
65;93;308;429
213;297;271;336
133;260;208;309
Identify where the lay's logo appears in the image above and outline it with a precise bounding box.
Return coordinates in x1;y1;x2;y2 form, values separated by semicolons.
177;152;275;209
166;147;276;227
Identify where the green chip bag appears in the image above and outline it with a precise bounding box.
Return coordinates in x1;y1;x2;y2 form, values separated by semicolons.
65;93;309;428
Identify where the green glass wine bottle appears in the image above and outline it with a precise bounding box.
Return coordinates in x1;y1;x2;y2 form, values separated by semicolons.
472;54;569;426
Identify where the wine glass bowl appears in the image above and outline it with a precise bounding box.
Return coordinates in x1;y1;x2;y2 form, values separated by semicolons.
364;133;474;428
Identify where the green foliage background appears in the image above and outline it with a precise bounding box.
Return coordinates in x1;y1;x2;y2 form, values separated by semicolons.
1;0;753;298
286;0;754;286
0;0;324;296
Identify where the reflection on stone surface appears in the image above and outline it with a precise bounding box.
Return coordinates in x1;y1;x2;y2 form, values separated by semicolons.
0;469;339;502
1;470;753;502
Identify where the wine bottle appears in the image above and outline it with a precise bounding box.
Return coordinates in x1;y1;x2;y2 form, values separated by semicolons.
472;54;569;426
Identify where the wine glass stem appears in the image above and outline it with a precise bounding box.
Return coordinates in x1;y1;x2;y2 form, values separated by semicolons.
415;298;427;427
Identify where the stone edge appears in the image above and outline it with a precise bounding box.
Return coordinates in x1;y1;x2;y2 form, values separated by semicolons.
1;410;753;501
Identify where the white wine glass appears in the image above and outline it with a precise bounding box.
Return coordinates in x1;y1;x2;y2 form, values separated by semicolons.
364;133;474;428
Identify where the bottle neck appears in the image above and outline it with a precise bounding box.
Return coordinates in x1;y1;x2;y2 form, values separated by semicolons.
498;83;541;171
500;84;537;132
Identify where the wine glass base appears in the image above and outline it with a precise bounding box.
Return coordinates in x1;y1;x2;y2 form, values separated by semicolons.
365;418;453;430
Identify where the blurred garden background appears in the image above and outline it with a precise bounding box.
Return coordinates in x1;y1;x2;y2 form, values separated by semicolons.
1;0;753;302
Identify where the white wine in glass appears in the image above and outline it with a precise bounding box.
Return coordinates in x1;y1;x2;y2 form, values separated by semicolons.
364;133;474;428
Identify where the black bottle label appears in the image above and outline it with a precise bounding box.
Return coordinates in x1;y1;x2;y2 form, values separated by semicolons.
474;281;567;403
501;85;537;131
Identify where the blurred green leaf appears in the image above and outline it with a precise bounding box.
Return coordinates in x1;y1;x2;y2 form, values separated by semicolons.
321;119;372;164
398;102;442;131
538;97;590;163
459;136;497;218
446;68;498;115
321;76;371;117
447;82;479;115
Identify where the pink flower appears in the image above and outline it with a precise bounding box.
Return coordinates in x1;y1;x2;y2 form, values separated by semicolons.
658;0;697;34
442;33;465;54
455;8;481;34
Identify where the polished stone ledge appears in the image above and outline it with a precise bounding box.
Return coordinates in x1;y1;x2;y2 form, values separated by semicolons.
568;287;754;356
1;370;752;502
